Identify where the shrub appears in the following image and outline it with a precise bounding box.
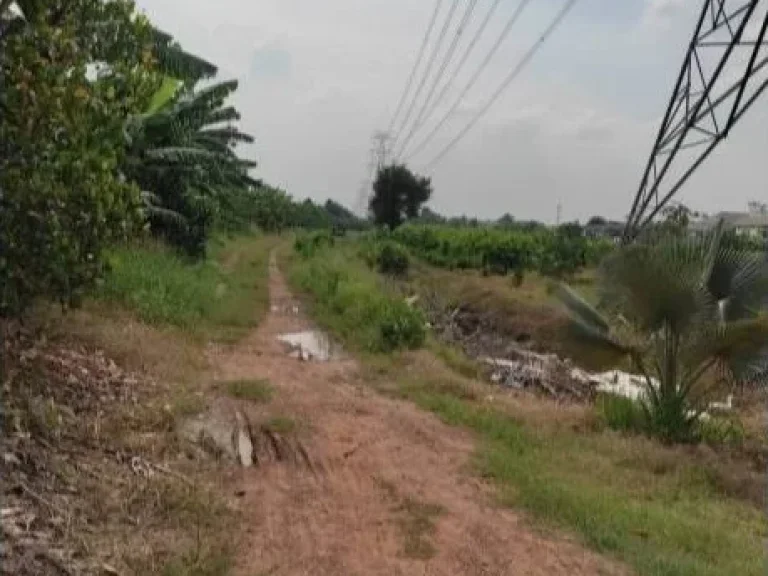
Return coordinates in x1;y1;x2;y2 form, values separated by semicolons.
0;2;154;317
560;226;768;444
294;230;334;259
376;241;410;276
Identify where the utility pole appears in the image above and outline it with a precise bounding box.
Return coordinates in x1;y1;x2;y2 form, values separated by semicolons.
556;201;562;226
355;131;393;216
372;131;392;170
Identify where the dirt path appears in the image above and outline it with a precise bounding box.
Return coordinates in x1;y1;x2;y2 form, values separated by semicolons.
210;253;623;576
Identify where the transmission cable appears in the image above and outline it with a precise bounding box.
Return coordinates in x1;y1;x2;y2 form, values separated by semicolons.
391;0;462;149
424;0;581;170
403;0;534;162
394;0;481;159
386;0;445;134
398;0;505;159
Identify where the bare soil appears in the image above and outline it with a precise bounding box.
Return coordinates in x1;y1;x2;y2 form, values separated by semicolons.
210;254;626;576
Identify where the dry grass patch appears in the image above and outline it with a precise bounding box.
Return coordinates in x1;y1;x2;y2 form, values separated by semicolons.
374;477;444;560
0;327;236;575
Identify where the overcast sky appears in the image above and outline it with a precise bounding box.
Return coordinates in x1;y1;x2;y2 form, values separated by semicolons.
134;0;767;223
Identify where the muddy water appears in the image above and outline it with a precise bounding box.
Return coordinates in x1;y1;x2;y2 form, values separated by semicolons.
277;330;342;362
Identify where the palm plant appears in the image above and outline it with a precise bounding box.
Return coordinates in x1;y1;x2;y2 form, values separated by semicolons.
558;224;768;443
123;79;258;256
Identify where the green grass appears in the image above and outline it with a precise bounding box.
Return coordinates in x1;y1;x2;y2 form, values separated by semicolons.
285;241;425;353
395;376;765;576
223;379;274;403
97;234;274;340
264;415;297;434
288;236;765;575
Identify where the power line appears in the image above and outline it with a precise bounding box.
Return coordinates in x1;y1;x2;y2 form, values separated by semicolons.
395;0;481;159
403;0;533;162
424;0;581;170
391;0;462;149
398;0;504;159
386;0;445;134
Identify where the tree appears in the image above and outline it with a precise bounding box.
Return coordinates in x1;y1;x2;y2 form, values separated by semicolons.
369;164;432;229
587;215;607;227
660;202;691;234
123;79;258;257
497;213;515;227
0;0;155;316
558;225;768;443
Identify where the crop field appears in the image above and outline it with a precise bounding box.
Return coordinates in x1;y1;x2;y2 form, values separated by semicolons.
390;224;614;279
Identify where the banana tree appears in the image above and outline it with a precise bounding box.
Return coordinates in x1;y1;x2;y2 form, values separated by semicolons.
123;78;258;256
558;223;768;442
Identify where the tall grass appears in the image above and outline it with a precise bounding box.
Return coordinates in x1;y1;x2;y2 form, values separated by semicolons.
97;234;274;339
287;242;425;353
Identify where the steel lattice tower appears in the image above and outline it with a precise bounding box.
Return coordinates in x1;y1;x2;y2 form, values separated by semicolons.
625;0;768;240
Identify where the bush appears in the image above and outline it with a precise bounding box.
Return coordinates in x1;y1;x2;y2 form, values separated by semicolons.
0;3;153;317
376;241;410;276
294;230;334;259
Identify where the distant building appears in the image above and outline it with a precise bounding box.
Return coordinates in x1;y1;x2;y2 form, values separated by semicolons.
584;220;625;242
689;210;768;241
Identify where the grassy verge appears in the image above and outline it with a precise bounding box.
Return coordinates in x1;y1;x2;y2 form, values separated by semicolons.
15;233;278;573
397;372;763;576
96;233;275;341
287;241;765;576
284;239;425;353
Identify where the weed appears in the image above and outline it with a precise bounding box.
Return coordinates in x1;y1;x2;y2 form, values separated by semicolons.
264;416;297;434
596;393;647;434
223;379;274;403
172;392;207;417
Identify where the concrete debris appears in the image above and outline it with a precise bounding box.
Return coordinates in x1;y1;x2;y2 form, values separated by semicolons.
481;348;591;400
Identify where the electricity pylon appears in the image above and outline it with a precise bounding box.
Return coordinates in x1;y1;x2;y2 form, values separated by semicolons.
625;0;768;240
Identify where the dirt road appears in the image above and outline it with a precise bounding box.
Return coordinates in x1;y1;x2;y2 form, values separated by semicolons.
211;253;622;575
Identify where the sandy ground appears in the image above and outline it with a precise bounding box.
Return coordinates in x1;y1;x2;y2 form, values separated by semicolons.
209;253;624;576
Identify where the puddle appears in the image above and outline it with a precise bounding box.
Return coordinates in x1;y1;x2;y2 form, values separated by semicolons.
277;330;341;362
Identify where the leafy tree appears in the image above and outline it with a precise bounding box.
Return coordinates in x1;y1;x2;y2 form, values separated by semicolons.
558;225;768;443
496;213;515;228
369;164;432;230
0;0;155;316
587;215;607;227
324;199;367;231
123;79;258;257
660;202;691;234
